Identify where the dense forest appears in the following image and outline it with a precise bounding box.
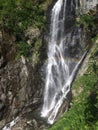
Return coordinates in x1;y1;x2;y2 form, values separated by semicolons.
0;0;98;130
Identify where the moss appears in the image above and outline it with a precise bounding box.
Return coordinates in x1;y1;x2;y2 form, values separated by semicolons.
15;41;31;59
39;0;53;10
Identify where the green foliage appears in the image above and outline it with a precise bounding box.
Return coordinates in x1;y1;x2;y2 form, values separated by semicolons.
0;0;48;61
76;14;94;31
0;0;46;36
50;40;98;130
15;41;31;59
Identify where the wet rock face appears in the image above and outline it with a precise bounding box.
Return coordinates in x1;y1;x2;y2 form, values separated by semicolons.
0;32;16;69
25;27;40;45
0;21;47;129
0;57;43;125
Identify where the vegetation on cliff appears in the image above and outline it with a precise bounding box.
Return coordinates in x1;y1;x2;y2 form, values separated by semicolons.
0;0;51;63
0;0;46;34
0;1;52;129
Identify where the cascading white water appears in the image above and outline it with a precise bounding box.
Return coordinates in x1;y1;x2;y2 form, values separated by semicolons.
41;0;68;119
41;0;98;125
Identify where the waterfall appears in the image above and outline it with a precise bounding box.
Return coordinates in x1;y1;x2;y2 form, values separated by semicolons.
41;0;68;119
41;0;98;125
